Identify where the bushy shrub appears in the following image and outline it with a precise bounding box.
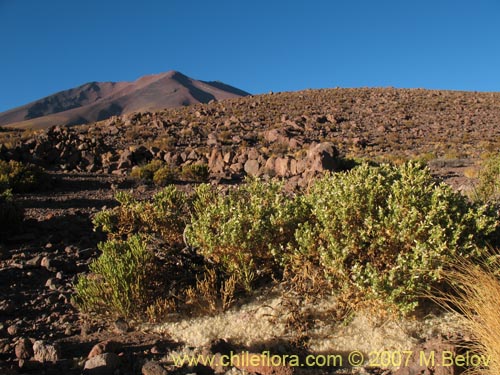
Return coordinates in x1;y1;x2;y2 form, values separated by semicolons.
93;186;189;244
295;161;497;313
180;163;210;182
153;165;177;186
186;178;310;291
0;160;48;193
74;235;156;317
476;153;500;204
0;189;23;234
129;160;165;183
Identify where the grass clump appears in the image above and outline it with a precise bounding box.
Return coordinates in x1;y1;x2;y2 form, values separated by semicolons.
74;235;156;318
153;165;177;186
180;163;210;182
295;161;497;313
438;254;500;375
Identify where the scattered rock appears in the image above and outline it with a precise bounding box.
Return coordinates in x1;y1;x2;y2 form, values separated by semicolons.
113;318;129;334
142;360;168;375
0;300;16;315
88;340;122;359
15;338;33;360
244;159;260;176
32;340;61;363
7;323;19;336
84;353;120;374
393;336;458;375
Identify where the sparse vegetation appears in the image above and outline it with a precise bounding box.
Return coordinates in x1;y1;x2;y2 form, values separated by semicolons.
93;186;189;243
180;163;210;182
153;165;177;186
0;160;48;193
74;235;156;317
129;160;164;183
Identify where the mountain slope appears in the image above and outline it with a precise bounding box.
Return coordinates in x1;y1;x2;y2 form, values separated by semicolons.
0;71;250;129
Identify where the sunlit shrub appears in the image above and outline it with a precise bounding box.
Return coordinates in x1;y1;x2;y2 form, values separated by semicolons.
74;235;156;317
295;161;497;313
93;186;189;244
186;178;310;291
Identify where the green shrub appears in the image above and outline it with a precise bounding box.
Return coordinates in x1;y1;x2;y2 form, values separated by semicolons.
92;184;191;237
93;186;189;244
74;235;156;317
0;160;48;193
0;189;23;234
295;161;498;313
180;163;210;182
129;160;164;183
186;178;310;291
476;153;500;204
153;165;177;186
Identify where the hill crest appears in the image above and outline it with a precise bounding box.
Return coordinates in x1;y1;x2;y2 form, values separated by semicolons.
0;70;250;129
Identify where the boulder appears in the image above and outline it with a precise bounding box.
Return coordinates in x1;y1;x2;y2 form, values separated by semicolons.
84;353;120;374
306;142;339;173
244;159;260;176
33;340;60;363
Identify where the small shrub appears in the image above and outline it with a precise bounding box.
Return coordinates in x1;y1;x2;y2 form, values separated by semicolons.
295;161;498;313
476;153;500;204
186;178;311;291
153;166;177;186
0;160;48;193
73;235;156;317
129;160;164;183
93;186;189;244
180;163;210;182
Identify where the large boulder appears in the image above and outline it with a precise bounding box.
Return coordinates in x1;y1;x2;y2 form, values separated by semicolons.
306;142;339;173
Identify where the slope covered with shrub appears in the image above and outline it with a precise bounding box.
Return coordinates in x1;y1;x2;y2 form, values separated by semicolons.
75;162;498;319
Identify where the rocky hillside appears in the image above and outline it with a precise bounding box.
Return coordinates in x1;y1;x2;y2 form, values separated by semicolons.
1;86;499;374
0;71;249;129
2;87;500;187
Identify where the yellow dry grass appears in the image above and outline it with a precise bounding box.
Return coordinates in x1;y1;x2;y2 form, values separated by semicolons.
439;255;500;375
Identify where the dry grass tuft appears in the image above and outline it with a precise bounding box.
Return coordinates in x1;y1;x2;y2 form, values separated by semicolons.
438;255;500;375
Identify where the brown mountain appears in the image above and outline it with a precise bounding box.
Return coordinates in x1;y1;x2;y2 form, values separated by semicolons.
0;70;250;129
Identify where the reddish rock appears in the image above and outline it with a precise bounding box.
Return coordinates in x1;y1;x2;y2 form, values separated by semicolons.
33;340;60;363
88;340;122;359
244;159;260;176
15;338;33;360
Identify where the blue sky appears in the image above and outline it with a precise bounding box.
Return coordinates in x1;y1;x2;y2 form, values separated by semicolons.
1;0;499;112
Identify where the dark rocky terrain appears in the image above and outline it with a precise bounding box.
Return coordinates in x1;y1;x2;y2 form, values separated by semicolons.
0;87;498;373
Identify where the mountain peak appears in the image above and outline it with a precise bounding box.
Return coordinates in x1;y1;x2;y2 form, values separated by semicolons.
0;71;249;129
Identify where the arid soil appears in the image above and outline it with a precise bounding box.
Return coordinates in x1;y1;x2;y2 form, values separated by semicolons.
0;87;494;374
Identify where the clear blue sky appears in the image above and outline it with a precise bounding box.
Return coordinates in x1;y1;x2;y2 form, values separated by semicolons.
1;0;499;112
